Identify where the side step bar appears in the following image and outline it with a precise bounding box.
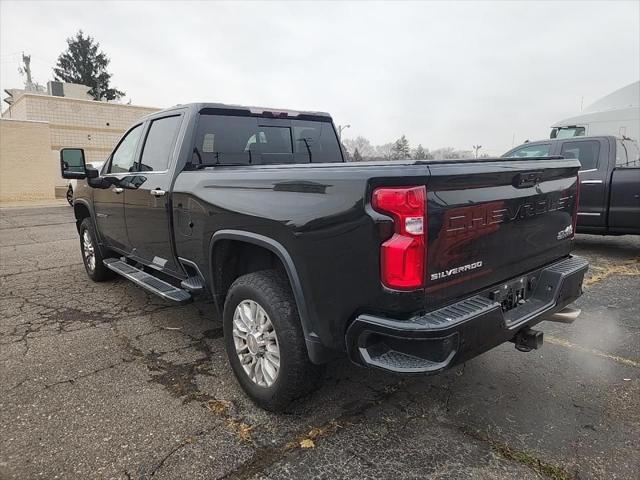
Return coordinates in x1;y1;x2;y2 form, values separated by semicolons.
103;258;192;304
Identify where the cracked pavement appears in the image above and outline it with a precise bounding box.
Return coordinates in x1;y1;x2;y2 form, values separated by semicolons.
1;204;638;479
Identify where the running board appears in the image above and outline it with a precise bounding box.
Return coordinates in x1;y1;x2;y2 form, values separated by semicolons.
103;258;192;304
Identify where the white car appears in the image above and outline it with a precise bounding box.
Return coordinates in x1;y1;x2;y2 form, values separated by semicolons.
66;161;104;205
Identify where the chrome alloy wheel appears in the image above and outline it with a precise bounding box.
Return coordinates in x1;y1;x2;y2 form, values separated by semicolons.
232;299;280;387
82;229;96;272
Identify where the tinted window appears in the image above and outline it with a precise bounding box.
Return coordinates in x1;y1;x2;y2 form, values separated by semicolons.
138;116;182;171
194;114;341;165
560;140;600;170
109;125;143;173
508;144;551;158
255;125;294;164
293;121;342;163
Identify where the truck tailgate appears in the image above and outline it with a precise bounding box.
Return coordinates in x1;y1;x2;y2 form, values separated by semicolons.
425;158;580;308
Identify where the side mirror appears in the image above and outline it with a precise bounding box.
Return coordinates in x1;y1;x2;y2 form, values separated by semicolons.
60;148;88;179
86;167;100;179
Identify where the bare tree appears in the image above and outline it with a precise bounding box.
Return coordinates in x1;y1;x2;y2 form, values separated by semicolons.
343;136;375;158
375;142;395;161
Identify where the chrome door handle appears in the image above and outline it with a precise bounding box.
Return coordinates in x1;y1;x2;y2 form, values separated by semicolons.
112;187;124;194
150;189;166;197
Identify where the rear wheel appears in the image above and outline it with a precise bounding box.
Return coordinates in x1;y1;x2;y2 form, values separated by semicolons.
66;186;74;206
223;270;323;411
79;217;115;282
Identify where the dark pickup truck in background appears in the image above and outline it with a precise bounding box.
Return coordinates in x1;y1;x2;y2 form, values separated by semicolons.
504;136;640;235
61;103;588;410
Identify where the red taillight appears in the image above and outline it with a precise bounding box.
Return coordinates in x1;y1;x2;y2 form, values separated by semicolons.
372;186;426;290
572;175;580;239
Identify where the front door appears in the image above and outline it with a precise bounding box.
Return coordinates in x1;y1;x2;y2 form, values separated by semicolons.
124;114;184;275
94;124;144;251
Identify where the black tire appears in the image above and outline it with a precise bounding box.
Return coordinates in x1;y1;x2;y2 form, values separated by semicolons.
223;270;323;411
66;186;74;206
79;217;115;282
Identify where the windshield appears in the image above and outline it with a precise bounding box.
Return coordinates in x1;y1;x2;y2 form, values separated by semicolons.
551;126;586;139
193;114;343;166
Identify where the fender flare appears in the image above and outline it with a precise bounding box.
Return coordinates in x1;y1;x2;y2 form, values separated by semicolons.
72;198;104;242
72;198;95;232
72;198;93;222
209;230;331;364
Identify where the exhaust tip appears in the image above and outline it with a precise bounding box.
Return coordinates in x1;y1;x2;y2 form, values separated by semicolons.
546;307;581;324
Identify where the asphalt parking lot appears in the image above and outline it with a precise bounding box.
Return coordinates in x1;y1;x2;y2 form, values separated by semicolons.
1;204;638;480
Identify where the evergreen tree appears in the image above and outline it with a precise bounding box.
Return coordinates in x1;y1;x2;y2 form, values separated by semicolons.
391;135;411;160
353;147;363;162
413;144;429;160
53;30;125;101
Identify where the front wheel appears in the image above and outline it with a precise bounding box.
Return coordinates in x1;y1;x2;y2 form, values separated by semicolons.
79;217;115;282
223;270;323;411
66;186;74;206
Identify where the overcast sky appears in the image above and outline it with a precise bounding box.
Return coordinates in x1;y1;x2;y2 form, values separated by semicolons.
1;0;638;154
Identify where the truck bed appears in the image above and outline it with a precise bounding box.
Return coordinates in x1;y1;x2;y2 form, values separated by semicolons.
172;156;581;356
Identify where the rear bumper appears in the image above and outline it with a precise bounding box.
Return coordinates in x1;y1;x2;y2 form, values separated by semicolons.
345;255;588;374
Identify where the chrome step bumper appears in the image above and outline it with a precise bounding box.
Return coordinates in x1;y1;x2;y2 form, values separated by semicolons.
346;255;588;374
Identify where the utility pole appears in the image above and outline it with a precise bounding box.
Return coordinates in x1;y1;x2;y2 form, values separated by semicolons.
473;145;482;158
337;124;350;141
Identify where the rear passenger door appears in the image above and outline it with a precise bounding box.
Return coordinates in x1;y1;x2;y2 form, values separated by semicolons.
124;114;184;275
559;138;608;230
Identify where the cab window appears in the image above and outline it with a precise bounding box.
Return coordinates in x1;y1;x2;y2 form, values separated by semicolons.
138;115;183;172
560;140;600;170
194;114;342;165
109;125;143;173
508;143;551;158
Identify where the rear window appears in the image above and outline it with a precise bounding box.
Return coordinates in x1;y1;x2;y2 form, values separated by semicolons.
193;114;342;165
560;140;600;170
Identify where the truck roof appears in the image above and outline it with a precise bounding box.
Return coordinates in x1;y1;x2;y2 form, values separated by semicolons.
142;102;333;122
513;135;620;147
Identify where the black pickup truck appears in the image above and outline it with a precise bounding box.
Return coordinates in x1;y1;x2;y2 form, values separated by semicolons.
504;136;640;235
61;103;588;410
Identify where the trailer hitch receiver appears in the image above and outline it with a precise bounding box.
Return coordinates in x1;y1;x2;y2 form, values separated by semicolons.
512;328;543;352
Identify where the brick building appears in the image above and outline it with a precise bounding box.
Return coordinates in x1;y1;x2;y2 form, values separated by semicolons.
0;83;159;201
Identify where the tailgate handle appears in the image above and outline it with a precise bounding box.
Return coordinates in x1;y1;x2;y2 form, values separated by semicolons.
513;172;543;188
